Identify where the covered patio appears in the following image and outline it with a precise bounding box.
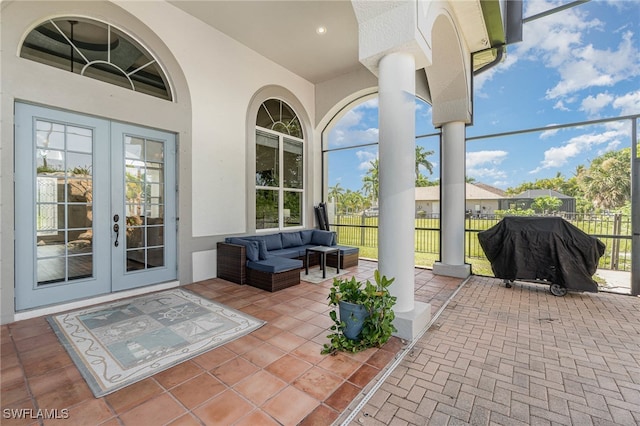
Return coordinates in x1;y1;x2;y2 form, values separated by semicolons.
1;261;462;425
4;265;639;425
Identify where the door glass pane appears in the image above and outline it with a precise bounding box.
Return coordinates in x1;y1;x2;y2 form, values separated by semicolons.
67;126;93;153
124;136;165;272
35;120;93;285
36;122;65;150
68;255;93;280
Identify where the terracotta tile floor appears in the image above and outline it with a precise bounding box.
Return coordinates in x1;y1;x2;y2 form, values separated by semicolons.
0;260;463;426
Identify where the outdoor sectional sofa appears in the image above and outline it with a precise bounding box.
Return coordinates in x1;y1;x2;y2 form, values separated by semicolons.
216;229;359;292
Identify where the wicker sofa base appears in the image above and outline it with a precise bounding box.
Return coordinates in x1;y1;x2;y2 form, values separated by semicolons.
326;251;359;269
217;240;359;292
246;267;301;292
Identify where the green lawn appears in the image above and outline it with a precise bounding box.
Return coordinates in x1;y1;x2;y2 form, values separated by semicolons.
332;213;631;273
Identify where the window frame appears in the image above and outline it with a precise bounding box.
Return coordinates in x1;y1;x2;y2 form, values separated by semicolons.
20;17;173;101
255;124;305;231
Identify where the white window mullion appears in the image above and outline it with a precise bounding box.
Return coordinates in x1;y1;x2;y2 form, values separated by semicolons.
278;134;284;228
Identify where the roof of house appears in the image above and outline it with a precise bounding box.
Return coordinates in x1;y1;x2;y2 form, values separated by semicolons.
513;189;572;199
415;183;507;201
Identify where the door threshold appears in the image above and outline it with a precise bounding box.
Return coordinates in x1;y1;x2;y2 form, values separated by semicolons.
14;281;180;322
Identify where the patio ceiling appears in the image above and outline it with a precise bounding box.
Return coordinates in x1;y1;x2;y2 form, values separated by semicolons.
169;0;501;84
169;0;363;84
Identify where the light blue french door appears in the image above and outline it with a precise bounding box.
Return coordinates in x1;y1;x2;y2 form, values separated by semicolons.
15;103;177;310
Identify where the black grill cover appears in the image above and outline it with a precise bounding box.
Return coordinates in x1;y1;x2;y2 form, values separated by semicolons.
477;217;605;292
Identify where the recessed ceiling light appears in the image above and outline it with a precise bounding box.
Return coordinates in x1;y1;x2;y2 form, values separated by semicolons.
316;26;327;35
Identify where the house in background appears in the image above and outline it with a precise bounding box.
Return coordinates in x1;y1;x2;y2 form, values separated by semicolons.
501;189;576;213
415;183;507;217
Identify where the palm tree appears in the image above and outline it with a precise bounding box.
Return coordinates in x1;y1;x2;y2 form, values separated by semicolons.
415;146;434;180
341;189;366;214
361;159;379;203
578;148;631;209
328;183;345;204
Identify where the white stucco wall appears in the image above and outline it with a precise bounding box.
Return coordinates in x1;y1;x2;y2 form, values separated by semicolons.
0;0;318;322
117;2;316;238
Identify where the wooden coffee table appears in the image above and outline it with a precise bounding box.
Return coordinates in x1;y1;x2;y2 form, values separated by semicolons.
305;246;340;279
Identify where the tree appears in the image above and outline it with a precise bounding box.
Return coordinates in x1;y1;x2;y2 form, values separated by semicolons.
415;146;434;180
361;159;379;203
577;148;631;210
506;172;577;196
531;196;562;214
341;189;366;214
328;183;345;204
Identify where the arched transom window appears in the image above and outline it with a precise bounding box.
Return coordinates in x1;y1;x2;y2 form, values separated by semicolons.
256;99;304;230
20;17;172;101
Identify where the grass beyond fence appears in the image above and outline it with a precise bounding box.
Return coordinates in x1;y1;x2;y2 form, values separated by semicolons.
330;213;631;275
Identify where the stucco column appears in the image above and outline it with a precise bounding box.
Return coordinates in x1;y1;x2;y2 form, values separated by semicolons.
433;121;471;278
378;52;416;313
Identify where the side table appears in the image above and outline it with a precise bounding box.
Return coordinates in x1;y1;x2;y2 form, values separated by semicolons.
305;246;340;279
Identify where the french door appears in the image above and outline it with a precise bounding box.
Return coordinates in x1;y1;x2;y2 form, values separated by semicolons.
15;103;177;310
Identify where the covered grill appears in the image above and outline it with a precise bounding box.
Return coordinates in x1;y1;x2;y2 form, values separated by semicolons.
477;216;605;296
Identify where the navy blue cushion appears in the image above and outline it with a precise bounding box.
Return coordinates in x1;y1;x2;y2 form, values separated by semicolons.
267;248;302;259
228;238;260;262
281;232;303;248
263;233;283;250
311;230;336;246
300;230;314;245
336;245;359;255
244;236;270;260
247;257;302;273
257;240;270;260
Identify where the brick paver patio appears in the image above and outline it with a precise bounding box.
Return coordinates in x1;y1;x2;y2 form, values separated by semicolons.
347;275;640;425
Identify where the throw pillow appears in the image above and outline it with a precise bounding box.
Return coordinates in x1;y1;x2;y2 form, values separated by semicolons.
228;238;260;262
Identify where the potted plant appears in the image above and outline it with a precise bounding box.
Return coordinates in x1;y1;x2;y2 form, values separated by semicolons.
322;270;397;354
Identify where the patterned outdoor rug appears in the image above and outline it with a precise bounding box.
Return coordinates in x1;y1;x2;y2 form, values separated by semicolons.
301;268;348;284
47;288;264;397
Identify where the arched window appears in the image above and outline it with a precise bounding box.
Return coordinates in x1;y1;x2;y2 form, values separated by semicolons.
20;17;172;101
255;99;304;230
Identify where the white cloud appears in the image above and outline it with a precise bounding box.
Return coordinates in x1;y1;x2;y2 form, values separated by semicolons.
513;2;639;102
474;52;518;96
466;150;508;168
540;126;560;139
553;100;570;111
356;150;377;171
545;31;640;99
329;107;379;147
467;167;508;181
612;90;640;116
599;140;621;155
580;92;614;116
466;151;509;181
360;98;378;109
335;109;363;129
532;129;625;172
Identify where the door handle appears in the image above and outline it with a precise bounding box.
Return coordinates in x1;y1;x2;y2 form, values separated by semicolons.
113;223;120;247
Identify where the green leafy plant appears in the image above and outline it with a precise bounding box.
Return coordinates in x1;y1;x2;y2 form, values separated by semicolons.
322;270;397;354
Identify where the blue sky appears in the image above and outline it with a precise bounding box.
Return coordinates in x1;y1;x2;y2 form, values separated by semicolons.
327;0;640;192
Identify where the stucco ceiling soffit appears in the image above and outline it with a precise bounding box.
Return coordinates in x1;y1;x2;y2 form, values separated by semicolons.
351;0;431;76
168;0;363;84
448;0;494;53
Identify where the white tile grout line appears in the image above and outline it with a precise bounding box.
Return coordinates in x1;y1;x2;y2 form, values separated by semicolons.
337;276;472;426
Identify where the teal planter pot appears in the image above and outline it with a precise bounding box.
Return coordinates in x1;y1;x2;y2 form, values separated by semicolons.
339;301;369;340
